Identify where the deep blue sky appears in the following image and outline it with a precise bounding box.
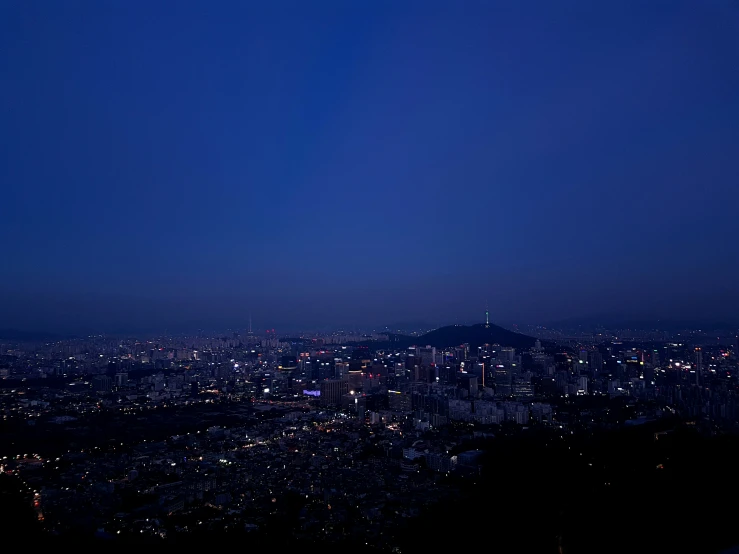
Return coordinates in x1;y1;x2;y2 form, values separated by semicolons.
1;1;738;333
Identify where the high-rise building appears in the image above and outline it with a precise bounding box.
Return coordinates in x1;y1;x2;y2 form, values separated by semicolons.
455;345;469;361
643;365;655;384
498;347;515;364
91;375;112;393
463;374;478;396
695;348;702;386
335;361;350;380
388;390;411;413
419;347;436;366
320;379;348;407
513;372;534;399
114;372;128;389
353;395;367;420
495;364;512;397
588;351;603;374
473;361;486;388
344;370;363;391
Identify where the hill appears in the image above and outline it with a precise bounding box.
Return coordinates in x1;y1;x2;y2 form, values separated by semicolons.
381;323;537;350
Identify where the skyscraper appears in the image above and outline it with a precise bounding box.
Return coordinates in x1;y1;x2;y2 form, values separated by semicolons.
320;379;348;407
513;372;533;399
498;347;515;364
495;364;512;397
92;375;112;393
695;348;703;386
114;372;128;389
588;351;603;374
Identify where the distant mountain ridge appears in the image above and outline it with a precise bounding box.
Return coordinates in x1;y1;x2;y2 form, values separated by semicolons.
380;323;538;350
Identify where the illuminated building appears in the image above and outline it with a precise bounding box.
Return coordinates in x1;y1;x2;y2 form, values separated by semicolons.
320;379;348;407
91;375;112;392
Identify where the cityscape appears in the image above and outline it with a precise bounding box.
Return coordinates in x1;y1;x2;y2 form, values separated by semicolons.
1;317;739;551
2;1;738;552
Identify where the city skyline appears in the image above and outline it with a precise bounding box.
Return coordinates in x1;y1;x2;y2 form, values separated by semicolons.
2;303;738;551
3;309;739;338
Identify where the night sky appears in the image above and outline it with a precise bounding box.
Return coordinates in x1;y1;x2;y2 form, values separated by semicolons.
1;1;738;334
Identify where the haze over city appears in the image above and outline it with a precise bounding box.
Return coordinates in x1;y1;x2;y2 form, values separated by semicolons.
2;1;738;334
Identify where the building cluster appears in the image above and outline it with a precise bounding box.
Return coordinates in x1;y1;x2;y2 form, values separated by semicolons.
3;403;487;544
1;325;738;544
